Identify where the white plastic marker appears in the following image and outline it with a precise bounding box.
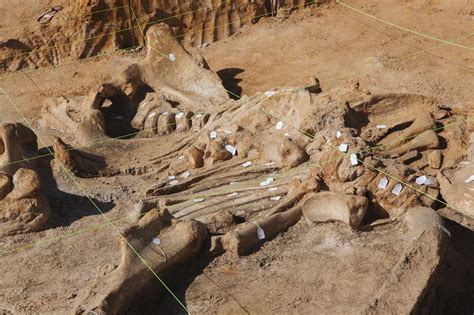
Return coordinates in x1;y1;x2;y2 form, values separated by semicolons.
148;112;156;118
153;238;161;246
284;132;290;137
276;121;284;130
415;175;427;185
176;112;184;119
168;175;176;180
350;153;358;165
336;131;342;138
392;184;403;196
210;131;217;139
162;112;169;115
270;196;282;201
242;161;252;167
228;192;239;197
254;222;266;240
378;177;389;189
264;91;276;97
376;124;387;129
168;53;176;62
260;177;274;186
265;162;275;166
193;198;205;202
338;143;348;153
169;180;179;186
465;175;474;184
268;187;278;192
416;175;434;186
225;145;237;156
181;171;190;178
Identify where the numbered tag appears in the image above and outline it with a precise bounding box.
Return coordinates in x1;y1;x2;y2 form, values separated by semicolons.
257;227;266;240
338;143;348;152
378;177;388;189
391;184;403;196
350;153;358;165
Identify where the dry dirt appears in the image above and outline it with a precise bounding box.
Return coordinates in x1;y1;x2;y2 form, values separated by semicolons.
0;0;474;314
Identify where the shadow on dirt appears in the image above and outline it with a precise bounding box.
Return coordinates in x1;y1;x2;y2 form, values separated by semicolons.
35;148;114;227
217;68;244;100
122;238;249;315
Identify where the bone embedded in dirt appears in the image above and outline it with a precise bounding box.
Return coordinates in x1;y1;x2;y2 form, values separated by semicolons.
223;206;302;256
74;209;207;313
0;168;51;237
302;192;368;228
0;123;38;176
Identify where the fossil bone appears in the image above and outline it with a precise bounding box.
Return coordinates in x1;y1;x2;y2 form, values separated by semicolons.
302;191;368;228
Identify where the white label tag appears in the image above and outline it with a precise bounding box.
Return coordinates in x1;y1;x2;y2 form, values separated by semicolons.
180;171;190;178
242;161;252;167
276;121;284;130
336;131;342;138
193;198;204;202
168;53;176;62
350;153;358;165
210;131;217;139
225;145;237;156
378;177;389;189
338;143;348;152
264;91;276;97
376;124;387;129
148;112;156;118
168;175;176;180
228;192;239;197
176;112;184;119
257;227;266;240
259;177;274;186
465;175;474;184
169;180;179;186
268;187;278;192
270;196;282;201
392;184;403;195
153;238;161;246
415;175;427;185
